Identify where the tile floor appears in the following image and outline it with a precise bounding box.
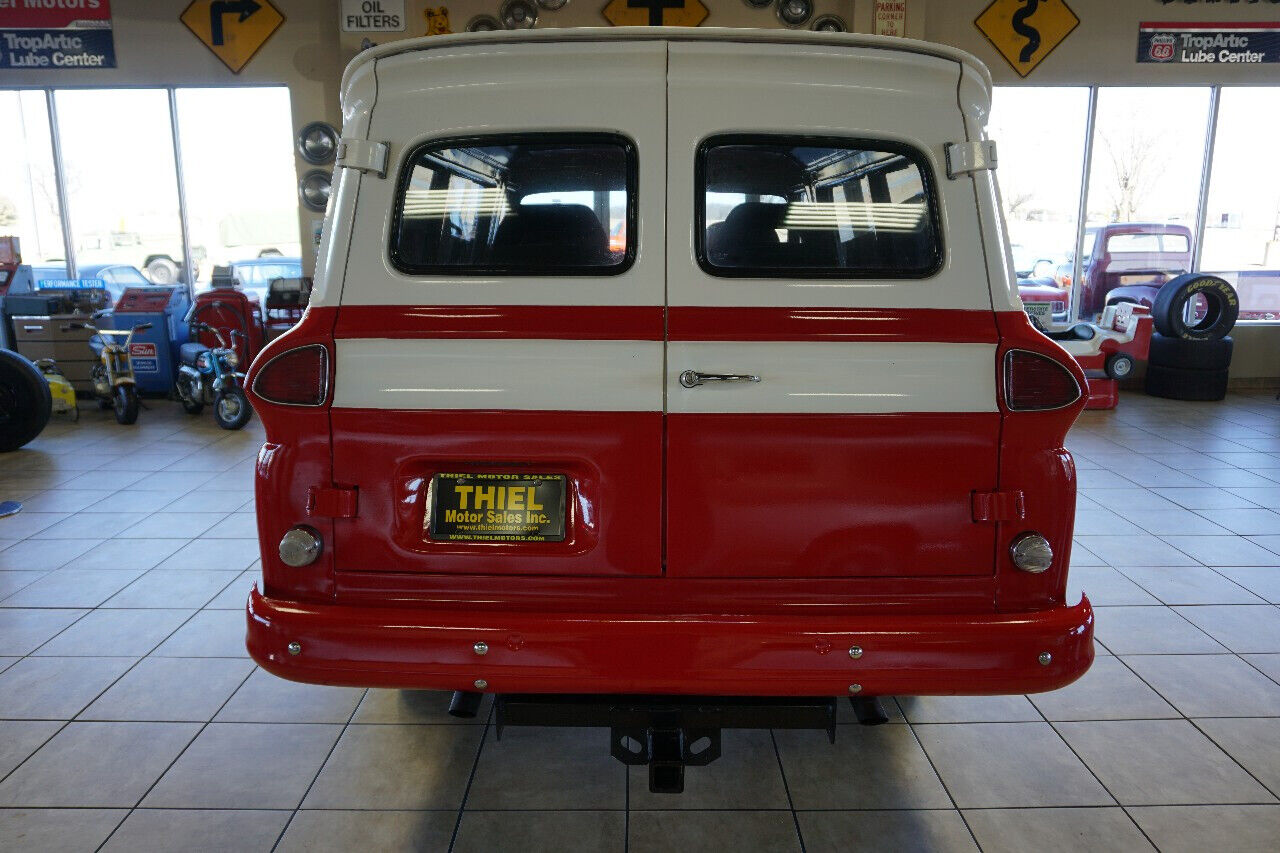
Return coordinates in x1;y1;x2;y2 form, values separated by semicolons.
2;393;1280;851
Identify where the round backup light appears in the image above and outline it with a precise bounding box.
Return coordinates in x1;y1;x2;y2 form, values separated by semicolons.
500;0;538;28
467;14;502;31
811;14;846;32
280;526;323;567
299;170;332;212
296;121;339;165
1010;533;1053;573
777;0;813;27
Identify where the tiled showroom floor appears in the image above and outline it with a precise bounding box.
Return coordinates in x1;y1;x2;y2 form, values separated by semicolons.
2;393;1280;851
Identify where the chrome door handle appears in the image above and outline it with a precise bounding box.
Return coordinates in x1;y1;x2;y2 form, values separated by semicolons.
679;370;761;388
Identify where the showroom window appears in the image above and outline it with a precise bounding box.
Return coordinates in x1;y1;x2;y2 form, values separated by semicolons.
989;87;1090;281
1201;87;1280;321
697;136;940;278
0;90;65;274
174;87;301;289
0;85;297;291
54;89;187;287
391;136;636;275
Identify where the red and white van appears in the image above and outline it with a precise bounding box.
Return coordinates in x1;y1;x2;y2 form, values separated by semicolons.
246;27;1092;766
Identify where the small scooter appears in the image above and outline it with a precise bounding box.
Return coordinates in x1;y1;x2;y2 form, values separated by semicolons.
63;315;152;425
33;358;78;422
175;321;252;430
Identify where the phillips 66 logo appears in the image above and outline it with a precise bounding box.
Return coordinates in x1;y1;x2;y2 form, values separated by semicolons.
1149;34;1176;61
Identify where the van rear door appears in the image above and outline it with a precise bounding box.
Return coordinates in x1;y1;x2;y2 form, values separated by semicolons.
664;42;1002;579
329;42;667;577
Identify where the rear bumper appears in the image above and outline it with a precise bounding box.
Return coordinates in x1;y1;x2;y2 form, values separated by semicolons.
246;587;1093;696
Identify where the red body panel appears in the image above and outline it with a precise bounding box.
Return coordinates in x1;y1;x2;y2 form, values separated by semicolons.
665;413;1000;578
668;307;999;343
244;304;1092;695
329;409;663;577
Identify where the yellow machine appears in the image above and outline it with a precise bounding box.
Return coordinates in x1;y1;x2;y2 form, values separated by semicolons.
33;358;78;422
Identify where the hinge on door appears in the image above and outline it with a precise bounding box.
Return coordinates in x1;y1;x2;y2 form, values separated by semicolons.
945;140;998;179
971;490;1025;523
335;138;389;178
308;486;358;519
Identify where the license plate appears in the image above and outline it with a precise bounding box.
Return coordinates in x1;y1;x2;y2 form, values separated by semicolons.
427;473;567;542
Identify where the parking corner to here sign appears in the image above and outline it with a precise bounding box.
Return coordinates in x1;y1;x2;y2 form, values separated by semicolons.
180;0;285;74
974;0;1080;78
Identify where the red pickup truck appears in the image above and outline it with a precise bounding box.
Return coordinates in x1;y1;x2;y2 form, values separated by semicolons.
1054;223;1193;320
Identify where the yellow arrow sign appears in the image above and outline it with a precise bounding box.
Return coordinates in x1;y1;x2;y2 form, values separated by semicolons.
975;0;1079;78
181;0;285;74
602;0;708;28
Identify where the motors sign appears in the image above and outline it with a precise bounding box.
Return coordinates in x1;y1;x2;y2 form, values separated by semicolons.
1138;21;1280;63
0;0;116;69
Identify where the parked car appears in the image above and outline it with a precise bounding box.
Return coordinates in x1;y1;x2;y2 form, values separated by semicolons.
1054;223;1193;320
228;257;302;307
243;28;1093;790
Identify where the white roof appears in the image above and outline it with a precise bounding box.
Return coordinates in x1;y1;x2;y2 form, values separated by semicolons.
341;25;991;104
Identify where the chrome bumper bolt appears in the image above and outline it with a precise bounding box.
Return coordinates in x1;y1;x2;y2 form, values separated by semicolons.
848;645;863;659
287;642;301;656
848;683;862;694
473;641;489;656
474;679;488;690
1038;651;1052;666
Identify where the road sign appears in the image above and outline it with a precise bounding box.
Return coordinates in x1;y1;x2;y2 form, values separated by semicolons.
974;0;1079;78
602;0;708;28
181;0;285;74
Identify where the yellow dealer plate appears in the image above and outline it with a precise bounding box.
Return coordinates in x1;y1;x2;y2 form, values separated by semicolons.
427;473;567;543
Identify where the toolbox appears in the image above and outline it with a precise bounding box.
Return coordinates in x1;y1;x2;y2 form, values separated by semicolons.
11;314;99;393
106;285;190;393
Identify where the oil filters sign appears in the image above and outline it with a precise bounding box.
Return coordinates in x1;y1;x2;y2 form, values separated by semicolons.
0;0;116;69
341;0;405;32
1139;21;1280;64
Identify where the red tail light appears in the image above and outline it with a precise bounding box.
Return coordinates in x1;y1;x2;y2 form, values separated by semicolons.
253;344;329;406
1004;349;1081;412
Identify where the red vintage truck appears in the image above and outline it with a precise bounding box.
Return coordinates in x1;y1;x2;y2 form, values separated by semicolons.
1055;223;1193;321
243;28;1093;792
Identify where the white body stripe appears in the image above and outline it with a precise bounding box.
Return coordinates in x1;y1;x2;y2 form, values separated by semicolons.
333;339;664;411
668;342;998;415
333;339;996;414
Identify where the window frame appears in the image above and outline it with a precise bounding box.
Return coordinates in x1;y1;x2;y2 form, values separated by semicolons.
388;132;639;277
694;133;944;280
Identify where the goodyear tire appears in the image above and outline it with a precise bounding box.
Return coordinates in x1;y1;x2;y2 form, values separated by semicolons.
1144;363;1229;402
1152;274;1238;341
0;349;52;452
1148;333;1234;372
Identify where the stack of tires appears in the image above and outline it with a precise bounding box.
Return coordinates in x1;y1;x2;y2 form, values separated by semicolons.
1144;274;1238;402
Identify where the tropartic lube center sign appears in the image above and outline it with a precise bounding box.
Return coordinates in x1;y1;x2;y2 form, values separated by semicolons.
0;0;116;69
1139;21;1280;64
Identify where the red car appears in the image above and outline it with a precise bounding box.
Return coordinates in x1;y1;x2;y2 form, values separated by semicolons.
1056;223;1193;320
243;29;1092;790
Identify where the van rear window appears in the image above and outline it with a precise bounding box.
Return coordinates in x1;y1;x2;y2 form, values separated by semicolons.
391;135;635;275
697;136;941;278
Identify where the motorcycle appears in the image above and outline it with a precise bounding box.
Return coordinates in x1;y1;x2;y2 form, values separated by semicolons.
63;315;152;425
175;321;252;430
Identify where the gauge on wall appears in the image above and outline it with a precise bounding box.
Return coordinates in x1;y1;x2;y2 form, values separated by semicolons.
776;0;814;27
811;14;846;32
500;0;538;28
296;122;339;165
467;14;502;31
299;169;332;212
536;0;569;9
